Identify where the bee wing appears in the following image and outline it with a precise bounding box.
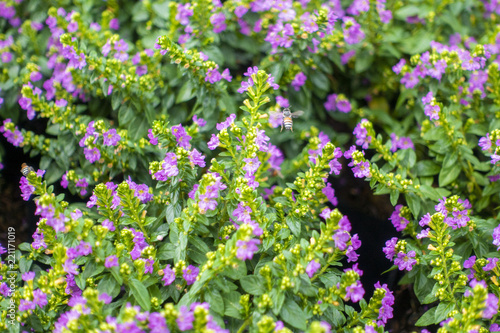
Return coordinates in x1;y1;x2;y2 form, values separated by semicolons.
291;110;304;118
269;111;284;119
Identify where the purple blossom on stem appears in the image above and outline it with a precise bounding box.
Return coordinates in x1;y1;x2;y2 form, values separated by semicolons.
389;205;409;231
162;264;176;286
342;17;365;44
392;59;406;74
352;161;370;178
345;281;364;302
374;281;394;325
383;237;398;260
103;128;121;146
33;289;48;308
207;134;220;150
216;114;236;131
291;72;307;91
105;255;118;268
306;260;321;278
394;251;417;271
243;157;260;175
192;115;206;127
182;265;199;285
210;12;226;33
20;177;35;201
236;239;260;260
176;3;193;25
189;149;206;168
177;305;194;331
171;124;192;149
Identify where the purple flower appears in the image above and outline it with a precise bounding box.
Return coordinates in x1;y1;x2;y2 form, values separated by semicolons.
20;177;35;201
149;312;169;332
102;219;115;231
341;50;356;64
392;59;406;74
343;17;365;44
389;205;410;231
109;18;120;30
244;66;258;77
394;251;417;271
171;124;192;149
192;115;206;127
374;281;394;325
276;96;289;108
210;12;226;33
347;0;369;15
155;153;179;180
345;281;364;302
103;128;121;146
189;149;206;168
233;203;252;223
176;305;194;331
182;265;199;285
479;134;492;151
198;192;218;213
235;5;248;17
236;239;260;260
22;271;35;281
207;134;220;150
148;129;158;145
322;182;337;206
484;258;499;271
383;237;398;260
84;147;101;163
352;161;370;178
105;255;118;268
33;289;48;308
98;293;112;304
484;293;499;319
162;264;176;286
176;3;193;25
324;94;337;111
237;78;254;94
216;114;236;131
243;157;260;175
291;72;307;91
63;259;79;275
32;232;47;249
353;121;371;148
19;299;36;312
306;260;321;278
333;231;350;250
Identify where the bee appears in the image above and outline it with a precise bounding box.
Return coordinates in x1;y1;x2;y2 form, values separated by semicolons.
20;163;35;176
270;108;304;132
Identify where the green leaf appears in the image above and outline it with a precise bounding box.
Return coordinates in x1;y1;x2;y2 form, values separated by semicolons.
414;160;441;176
280;299;307;331
438;163;461;187
435;302;455;323
415;306;437;326
442;151;458;169
240;275;266;295
129;278;151;311
405;192;420;217
205;287;225;315
98;274;120;298
223;291;243;319
390;190;400;206
286;215;301;237
176;80;195;104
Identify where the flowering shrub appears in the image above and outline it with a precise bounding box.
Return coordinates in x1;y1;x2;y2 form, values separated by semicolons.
1;0;500;332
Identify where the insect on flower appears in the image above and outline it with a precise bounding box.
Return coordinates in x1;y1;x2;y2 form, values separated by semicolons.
269;108;304;132
20;163;35;176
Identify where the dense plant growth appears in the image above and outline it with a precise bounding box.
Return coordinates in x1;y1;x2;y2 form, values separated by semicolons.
1;0;500;332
